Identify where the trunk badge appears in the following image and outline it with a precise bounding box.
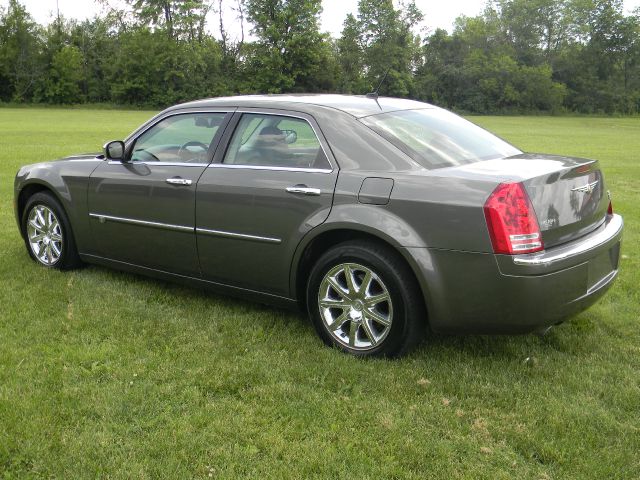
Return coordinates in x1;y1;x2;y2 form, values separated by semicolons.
571;180;599;194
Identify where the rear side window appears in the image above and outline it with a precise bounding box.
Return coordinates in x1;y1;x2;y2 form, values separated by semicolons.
360;108;521;169
223;113;330;170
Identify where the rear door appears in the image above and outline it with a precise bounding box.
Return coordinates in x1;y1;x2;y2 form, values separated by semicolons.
196;110;338;297
88;110;231;276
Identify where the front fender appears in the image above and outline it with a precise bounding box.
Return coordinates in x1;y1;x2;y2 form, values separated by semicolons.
15;159;102;252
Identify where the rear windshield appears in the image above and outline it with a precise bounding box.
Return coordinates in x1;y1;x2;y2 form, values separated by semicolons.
360;108;521;169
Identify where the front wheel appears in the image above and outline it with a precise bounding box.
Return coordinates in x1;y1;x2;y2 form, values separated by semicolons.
22;192;82;270
307;240;426;357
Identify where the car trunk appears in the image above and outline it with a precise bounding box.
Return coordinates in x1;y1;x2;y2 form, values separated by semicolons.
439;153;610;250
521;156;608;248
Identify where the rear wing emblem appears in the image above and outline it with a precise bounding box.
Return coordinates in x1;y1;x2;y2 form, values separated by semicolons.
571;180;599;194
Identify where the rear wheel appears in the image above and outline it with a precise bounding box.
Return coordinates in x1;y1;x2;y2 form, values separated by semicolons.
22;192;82;270
307;240;425;357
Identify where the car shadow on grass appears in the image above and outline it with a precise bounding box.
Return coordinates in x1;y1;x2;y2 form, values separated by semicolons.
19;257;600;364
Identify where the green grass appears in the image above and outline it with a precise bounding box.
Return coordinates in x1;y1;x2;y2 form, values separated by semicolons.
1;109;638;479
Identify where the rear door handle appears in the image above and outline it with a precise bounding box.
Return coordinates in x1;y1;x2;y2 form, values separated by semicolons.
166;177;193;186
286;185;321;196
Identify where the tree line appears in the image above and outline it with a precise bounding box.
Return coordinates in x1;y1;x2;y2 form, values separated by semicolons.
1;0;639;114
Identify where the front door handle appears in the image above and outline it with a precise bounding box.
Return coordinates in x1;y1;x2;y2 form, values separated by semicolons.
166;177;193;186
286;184;321;196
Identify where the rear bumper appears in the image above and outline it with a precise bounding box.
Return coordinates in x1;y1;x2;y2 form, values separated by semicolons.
406;214;623;334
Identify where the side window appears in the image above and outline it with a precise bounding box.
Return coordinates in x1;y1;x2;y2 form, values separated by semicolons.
223;113;330;169
130;113;226;164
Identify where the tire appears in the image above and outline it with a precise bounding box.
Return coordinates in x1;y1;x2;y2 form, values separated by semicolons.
306;240;426;358
21;192;82;270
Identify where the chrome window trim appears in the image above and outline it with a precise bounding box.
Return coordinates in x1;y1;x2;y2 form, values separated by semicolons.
223;109;336;172
107;160;210;167
196;227;282;244
208;164;332;174
89;213;193;233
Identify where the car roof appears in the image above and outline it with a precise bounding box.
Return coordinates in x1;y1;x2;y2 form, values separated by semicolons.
172;94;434;118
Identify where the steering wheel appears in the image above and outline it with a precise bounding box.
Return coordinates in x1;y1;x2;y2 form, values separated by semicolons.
178;141;209;162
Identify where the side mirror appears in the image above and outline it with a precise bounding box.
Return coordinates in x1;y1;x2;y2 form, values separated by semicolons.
104;140;125;160
282;130;297;144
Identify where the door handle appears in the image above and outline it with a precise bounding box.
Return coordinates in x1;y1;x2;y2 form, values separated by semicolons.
166;177;192;186
286;185;321;196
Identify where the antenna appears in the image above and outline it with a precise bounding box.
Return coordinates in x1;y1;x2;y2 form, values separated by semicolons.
366;67;391;100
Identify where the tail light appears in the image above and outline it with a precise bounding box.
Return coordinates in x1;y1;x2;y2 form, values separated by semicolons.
483;182;544;255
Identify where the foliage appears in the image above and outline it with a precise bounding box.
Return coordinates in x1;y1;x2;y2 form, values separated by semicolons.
243;0;334;92
0;0;42;102
0;0;639;113
416;0;640;113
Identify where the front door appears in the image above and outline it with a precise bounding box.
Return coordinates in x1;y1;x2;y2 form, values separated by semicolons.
196;112;338;297
88;111;229;276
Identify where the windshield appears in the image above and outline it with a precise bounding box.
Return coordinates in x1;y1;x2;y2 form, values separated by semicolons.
360;108;521;169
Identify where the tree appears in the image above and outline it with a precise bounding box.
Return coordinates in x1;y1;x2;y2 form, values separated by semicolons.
0;0;43;101
356;0;423;96
40;45;84;103
243;0;332;92
124;0;212;41
337;13;367;93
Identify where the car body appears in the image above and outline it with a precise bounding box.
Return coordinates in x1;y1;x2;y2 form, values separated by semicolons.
14;95;623;356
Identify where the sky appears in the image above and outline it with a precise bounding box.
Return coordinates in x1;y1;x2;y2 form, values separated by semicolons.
2;0;640;40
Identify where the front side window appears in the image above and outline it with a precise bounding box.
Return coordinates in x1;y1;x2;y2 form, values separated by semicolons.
360;108;521;169
130;113;226;164
223;113;330;169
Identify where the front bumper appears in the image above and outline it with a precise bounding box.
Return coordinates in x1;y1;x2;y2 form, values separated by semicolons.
407;214;623;334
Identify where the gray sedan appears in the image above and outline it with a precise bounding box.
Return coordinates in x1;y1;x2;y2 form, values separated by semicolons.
14;95;624;357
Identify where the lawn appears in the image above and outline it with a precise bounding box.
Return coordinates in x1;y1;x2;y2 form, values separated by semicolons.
0;109;638;479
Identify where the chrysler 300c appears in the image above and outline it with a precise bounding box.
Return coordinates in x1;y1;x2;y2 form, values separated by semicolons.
14;95;624;357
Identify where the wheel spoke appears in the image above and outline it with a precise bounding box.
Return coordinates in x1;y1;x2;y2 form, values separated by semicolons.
51;242;62;257
28;219;42;231
45;244;53;264
35;208;46;227
348;320;358;347
319;298;349;309
327;276;352;302
343;265;356;294
30;233;46;243
328;311;349;331
365;292;390;307
361;318;378;346
359;270;372;295
49;232;62;242
365;308;391;327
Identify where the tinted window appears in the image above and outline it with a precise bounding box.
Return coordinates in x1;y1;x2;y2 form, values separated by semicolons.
360;108;521;169
131;113;226;164
223;113;330;169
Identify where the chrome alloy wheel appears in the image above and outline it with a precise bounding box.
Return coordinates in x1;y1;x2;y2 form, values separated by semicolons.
27;205;63;266
318;263;393;350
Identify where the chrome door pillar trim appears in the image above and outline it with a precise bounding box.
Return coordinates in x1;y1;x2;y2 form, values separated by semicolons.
89;213;194;233
196;227;282;244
